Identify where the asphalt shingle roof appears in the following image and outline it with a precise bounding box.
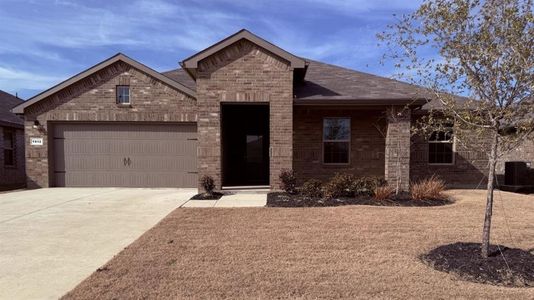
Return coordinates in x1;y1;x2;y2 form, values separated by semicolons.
162;59;430;104
0;90;24;127
294;60;425;101
162;69;196;91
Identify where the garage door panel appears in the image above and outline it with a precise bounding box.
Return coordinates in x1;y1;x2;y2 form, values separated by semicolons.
53;123;198;188
127;155;197;171
62;155;125;171
60;171;198;187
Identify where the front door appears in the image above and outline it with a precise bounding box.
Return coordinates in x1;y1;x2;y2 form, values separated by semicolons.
222;104;269;186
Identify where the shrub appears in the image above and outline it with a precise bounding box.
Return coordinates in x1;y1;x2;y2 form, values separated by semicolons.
301;179;323;198
324;173;355;198
279;169;297;194
410;175;446;200
200;175;215;194
373;185;395;201
352;176;387;196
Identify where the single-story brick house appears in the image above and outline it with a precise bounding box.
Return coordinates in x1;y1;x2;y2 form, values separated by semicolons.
1;90;25;189
12;29;534;190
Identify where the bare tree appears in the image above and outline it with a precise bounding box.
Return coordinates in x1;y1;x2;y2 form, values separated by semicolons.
378;0;534;258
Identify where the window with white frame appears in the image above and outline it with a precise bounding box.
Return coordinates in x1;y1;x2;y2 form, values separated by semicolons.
428;128;454;164
323;118;350;164
116;85;130;104
3;129;15;167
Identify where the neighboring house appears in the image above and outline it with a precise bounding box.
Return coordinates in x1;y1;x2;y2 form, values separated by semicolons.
12;29;534;190
0;90;25;189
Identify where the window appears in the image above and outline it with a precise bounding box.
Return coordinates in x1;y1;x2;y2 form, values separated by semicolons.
428;129;454;164
116;85;130;104
3;129;15;167
323;118;350;164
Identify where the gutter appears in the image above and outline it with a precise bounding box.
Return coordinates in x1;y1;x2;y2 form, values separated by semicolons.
293;98;428;107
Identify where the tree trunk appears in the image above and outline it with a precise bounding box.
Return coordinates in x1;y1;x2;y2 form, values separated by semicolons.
396;139;401;195
481;131;498;258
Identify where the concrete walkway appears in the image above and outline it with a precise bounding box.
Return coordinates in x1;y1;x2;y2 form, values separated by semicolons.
0;187;195;300
181;193;267;208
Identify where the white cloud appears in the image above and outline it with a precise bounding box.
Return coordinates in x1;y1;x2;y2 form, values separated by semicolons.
193;0;421;16
0;0;246;55
302;0;421;13
0;66;64;92
0;0;425;95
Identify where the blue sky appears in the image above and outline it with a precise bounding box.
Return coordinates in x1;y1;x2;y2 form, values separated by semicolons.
0;0;422;99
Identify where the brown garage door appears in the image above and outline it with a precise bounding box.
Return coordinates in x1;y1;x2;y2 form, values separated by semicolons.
52;123;197;187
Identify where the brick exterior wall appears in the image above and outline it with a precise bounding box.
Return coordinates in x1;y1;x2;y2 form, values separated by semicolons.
196;39;293;190
412;139;534;188
295;106;534;189
410;117;534;188
384;106;411;191
20;51;534;191
0;126;25;188
293;107;386;183
24;61;197;188
410;131;490;188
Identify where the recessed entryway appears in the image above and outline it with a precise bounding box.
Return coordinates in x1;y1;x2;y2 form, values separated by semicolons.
221;104;270;187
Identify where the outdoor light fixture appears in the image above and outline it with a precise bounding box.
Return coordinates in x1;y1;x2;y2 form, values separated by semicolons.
32;120;46;133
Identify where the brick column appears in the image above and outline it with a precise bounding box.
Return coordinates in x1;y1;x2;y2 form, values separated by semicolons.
385;106;411;191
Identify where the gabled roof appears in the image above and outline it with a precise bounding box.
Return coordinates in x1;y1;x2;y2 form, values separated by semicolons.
0;90;24;128
12;53;196;114
180;29;307;78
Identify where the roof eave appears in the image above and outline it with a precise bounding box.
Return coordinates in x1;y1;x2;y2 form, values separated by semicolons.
294;98;429;107
0;120;24;129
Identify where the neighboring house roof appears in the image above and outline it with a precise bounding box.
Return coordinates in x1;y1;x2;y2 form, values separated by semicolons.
162;59;430;106
12;53;196;114
180;29;307;79
0;90;24;128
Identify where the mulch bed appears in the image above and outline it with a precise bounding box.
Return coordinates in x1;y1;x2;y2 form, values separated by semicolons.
421;242;534;287
267;192;452;207
190;192;224;200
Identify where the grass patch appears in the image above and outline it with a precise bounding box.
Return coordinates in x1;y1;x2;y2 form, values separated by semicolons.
62;190;534;299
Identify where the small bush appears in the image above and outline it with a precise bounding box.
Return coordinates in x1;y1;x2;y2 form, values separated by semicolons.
200;175;215;194
279;169;297;194
301;179;323;198
373;185;395;201
324;173;355;198
410;175;446;200
352;176;387;196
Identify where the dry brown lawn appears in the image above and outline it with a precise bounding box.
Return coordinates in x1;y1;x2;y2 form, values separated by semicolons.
63;190;534;299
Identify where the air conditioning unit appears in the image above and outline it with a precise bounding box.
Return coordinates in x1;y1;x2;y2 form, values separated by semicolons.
504;161;529;185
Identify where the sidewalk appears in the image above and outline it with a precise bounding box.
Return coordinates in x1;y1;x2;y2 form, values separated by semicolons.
181;193;267;208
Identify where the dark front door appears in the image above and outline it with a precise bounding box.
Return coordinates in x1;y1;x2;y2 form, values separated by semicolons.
222;104;269;186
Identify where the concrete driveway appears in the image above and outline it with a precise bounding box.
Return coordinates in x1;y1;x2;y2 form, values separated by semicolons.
0;187;195;300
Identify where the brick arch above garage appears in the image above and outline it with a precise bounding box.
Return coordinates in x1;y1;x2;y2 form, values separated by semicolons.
21;56;198;122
